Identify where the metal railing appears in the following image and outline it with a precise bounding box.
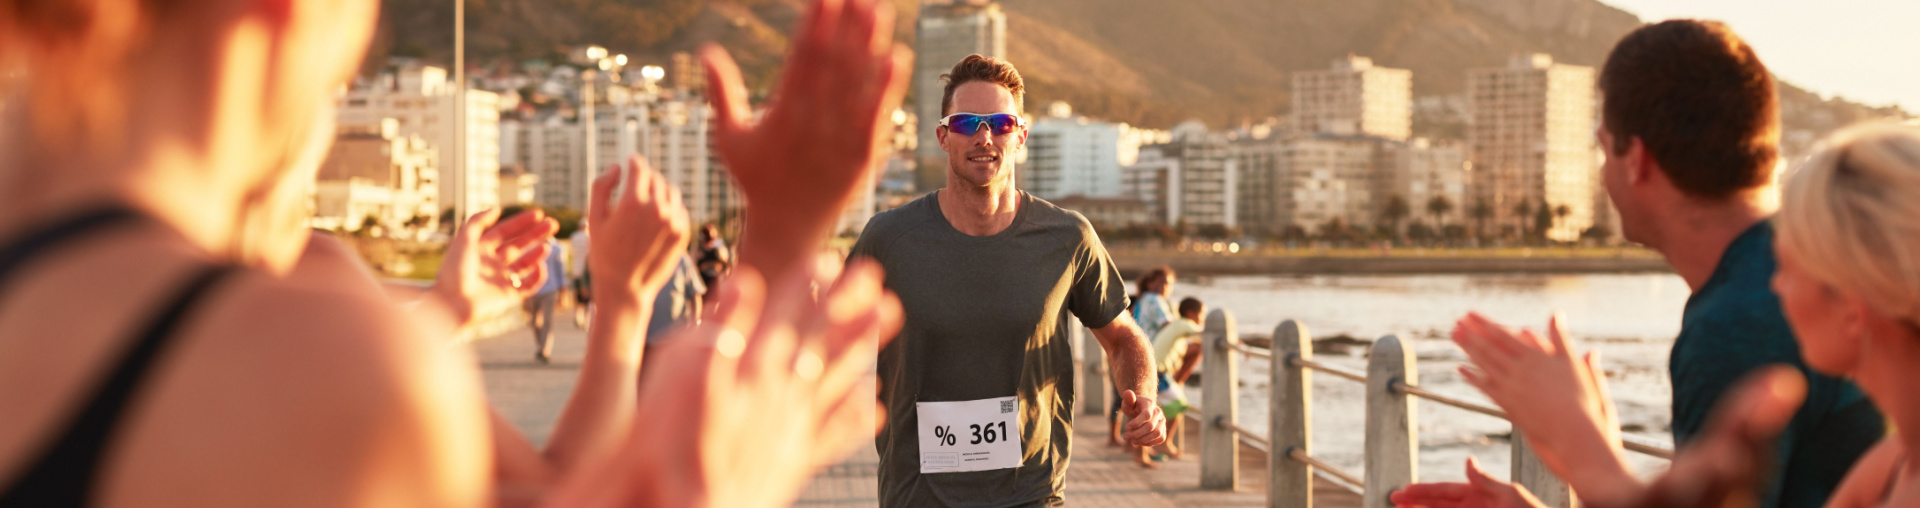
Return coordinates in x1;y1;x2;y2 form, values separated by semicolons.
1186;310;1676;508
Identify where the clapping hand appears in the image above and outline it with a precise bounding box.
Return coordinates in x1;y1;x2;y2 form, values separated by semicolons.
585;155;691;307
1451;312;1637;504
701;0;912;280
431;207;558;330
548;256;903;508
1392;457;1548;508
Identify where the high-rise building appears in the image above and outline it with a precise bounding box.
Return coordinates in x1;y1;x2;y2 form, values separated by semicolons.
1022;116;1125;200
498;165;539;206
339;64;502;220
1123;122;1235;230
1236;135;1391;235
1291;56;1412;141
500;113;585;209
1467;53;1598;241
1392;138;1469;232
641;99;740;228
1124;144;1180;225
913;0;1006;192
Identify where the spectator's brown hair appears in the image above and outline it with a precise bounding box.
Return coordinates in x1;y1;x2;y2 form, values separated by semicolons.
940;54;1024;116
1600;19;1779;199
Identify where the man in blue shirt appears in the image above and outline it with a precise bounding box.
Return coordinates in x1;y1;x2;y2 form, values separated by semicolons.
1444;20;1880;508
529;237;566;363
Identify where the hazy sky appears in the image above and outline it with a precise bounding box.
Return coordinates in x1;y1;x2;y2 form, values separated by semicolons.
1599;0;1918;113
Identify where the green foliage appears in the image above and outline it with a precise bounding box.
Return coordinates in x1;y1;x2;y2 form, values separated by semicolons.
543;206;584;239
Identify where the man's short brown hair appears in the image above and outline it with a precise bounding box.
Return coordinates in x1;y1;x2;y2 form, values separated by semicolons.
1600;19;1779;199
940;54;1024;116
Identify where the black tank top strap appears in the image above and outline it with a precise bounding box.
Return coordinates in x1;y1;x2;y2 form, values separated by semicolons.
0;207;143;291
0;207;239;508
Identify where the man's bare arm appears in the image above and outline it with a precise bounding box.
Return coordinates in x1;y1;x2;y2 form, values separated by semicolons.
1090;312;1167;447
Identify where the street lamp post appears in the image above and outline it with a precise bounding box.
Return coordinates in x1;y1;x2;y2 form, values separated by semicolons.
575;46;626;211
453;0;466;226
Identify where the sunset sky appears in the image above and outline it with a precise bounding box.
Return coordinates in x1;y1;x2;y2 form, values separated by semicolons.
1602;0;1919;113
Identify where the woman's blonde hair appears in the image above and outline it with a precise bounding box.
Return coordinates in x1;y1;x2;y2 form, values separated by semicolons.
1776;123;1920;323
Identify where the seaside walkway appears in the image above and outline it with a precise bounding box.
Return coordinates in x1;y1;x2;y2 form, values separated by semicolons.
472;317;1360;507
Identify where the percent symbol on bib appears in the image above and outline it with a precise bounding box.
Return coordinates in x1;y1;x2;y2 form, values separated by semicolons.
934;425;957;446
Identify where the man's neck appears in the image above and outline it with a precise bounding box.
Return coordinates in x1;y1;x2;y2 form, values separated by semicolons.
1651;195;1775;291
937;181;1021;237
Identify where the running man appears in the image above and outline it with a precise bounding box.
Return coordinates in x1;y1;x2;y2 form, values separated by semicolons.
851;55;1167;507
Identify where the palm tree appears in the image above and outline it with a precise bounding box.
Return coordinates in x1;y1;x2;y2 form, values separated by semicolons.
1382;195;1411;242
1469;197;1494;242
1426;195;1453;228
1512;200;1534;239
1553;204;1572;242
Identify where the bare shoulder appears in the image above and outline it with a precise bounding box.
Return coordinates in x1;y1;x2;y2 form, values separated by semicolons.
1828;438;1902;508
99;271;491;508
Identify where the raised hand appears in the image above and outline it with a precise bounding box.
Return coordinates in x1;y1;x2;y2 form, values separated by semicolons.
1451;312;1638;505
549;256;904;508
431;207;558;329
701;0;913;281
585;155;692;307
1392;457;1548;508
1120;390;1168;447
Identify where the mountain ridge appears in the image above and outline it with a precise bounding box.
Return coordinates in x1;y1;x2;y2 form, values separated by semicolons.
374;0;1909;135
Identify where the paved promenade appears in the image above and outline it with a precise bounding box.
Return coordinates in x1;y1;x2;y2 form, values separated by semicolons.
473;317;1360;507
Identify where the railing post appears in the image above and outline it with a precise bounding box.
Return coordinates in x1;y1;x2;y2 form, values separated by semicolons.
1200;308;1240;490
1272;320;1312;508
1512;432;1576;507
1081;325;1109;418
1365;335;1417;508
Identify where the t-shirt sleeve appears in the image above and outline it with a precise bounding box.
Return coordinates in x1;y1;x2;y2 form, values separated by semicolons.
1067;225;1130;330
1671;308;1874;508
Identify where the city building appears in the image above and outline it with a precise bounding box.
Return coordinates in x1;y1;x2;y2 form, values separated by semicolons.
1123;144;1180;225
640;99;740;228
311;119;440;237
912;0;1007;191
1022;114;1125;200
1391;138;1469;233
339;64;502;221
1123;122;1235;230
1467;53;1598;241
1235;134;1392;236
1051;196;1151;231
1291;55;1413;141
498;165;538;206
500;113;585;209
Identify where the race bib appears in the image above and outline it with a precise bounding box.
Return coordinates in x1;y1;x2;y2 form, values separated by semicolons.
916;396;1022;474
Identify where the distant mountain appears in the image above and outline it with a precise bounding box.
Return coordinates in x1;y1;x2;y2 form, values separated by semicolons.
372;0;1908;135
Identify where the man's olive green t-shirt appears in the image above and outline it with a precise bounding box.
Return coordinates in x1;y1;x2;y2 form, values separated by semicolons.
850;191;1129;507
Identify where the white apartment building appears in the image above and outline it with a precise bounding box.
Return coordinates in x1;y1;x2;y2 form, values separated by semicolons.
1393;138;1469;230
1022;116;1124;200
1292;55;1413;141
501;113;585;209
1467;53;1598;241
1122;122;1235;229
498;165;538;206
1124;145;1179;225
913;0;1006;191
339;65;501;222
311;119;440;237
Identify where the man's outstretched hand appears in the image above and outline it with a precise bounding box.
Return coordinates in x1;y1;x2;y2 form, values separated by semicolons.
1392;457;1547;508
701;0;912;282
1120;390;1168;447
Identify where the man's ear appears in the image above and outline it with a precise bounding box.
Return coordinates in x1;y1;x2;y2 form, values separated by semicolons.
1625;136;1656;186
935;125;949;151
